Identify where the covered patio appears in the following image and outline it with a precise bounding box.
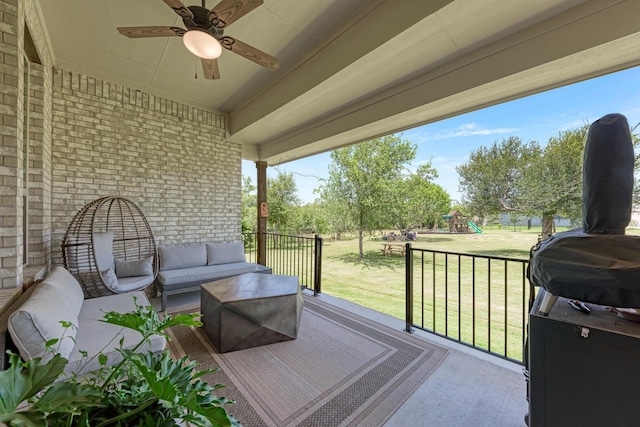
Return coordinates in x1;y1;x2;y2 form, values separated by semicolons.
3;0;640;289
158;288;527;426
1;0;640;424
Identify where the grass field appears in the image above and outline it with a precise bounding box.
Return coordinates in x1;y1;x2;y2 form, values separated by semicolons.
261;225;640;361
319;227;544;361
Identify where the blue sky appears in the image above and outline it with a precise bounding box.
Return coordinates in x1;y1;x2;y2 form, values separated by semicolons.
243;66;640;204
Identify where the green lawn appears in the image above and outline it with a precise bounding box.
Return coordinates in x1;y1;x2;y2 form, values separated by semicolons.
319;228;543;361
265;225;640;361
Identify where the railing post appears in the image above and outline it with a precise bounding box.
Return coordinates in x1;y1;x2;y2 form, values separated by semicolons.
405;242;414;333
313;234;322;296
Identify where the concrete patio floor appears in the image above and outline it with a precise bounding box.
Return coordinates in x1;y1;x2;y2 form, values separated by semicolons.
152;289;528;427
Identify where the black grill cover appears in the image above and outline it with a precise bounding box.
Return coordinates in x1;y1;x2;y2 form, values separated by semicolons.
528;230;640;307
528;113;640;308
582;113;633;234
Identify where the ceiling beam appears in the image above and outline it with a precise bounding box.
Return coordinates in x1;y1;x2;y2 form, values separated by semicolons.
254;0;640;164
229;0;454;137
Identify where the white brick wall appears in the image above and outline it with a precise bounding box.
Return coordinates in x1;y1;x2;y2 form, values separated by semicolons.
50;70;243;265
0;0;54;288
1;0;244;287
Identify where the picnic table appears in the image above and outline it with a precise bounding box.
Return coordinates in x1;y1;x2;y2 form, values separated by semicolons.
380;243;406;256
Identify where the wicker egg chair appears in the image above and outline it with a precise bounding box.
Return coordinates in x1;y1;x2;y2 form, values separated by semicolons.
61;197;158;298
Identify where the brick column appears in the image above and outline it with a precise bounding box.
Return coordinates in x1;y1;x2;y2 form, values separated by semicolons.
0;0;23;288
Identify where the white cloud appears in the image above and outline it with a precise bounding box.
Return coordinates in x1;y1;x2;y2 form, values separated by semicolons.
403;123;518;143
431;122;517;139
556;118;590;132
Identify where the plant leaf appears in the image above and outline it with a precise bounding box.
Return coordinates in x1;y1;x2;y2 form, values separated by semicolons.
34;381;102;414
101;299;201;340
0;409;46;426
0;352;67;415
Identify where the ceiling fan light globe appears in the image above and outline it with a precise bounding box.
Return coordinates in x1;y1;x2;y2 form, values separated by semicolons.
183;29;222;59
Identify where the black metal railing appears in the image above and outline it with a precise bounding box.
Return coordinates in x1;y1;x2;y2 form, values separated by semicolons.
406;244;534;364
243;232;322;295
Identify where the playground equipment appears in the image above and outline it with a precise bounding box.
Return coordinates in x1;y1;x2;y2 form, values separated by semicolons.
468;221;483;234
441;210;482;233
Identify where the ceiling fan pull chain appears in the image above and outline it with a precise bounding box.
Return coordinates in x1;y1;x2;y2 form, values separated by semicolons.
195;57;198;79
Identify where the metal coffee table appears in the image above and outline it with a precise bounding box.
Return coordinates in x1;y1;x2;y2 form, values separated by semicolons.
201;273;303;353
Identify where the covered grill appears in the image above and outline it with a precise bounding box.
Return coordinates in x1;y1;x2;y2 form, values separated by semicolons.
527;113;640;314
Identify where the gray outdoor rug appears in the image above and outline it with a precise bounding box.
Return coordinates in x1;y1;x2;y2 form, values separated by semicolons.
166;294;448;427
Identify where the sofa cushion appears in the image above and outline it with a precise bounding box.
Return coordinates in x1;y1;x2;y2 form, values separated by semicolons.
94;231;115;271
159;244;207;271
157;262;259;287
66;291;166;375
112;275;155;292
8;267;84;362
207;242;246;265
0;284;39;370
115;256;154;278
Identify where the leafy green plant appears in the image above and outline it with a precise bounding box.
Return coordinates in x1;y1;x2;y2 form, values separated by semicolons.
0;298;240;426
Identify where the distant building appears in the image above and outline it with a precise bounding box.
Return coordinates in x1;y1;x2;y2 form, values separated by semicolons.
499;214;571;228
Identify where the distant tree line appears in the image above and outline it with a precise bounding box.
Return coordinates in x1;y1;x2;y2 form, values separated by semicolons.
242;135;451;258
242;120;639;256
456;123;640;238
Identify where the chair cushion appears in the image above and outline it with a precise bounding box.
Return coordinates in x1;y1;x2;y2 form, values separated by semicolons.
113;275;155;292
8;267;84;362
157;262;259;287
66;291;166;375
115;256;154;278
94;231;115;271
207;242;246;265
159;244;207;271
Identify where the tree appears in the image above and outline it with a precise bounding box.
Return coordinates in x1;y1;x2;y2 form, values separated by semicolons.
320;135;416;257
241;176;257;235
388;163;451;231
456;136;540;217
318;192;354;240
289;202;329;235
522;126;588;236
267;171;300;235
456;127;588;237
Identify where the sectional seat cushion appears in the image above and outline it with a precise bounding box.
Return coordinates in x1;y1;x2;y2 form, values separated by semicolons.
8;267;84;362
159;244;207;271
66;291;166;375
157;262;259;287
206;242;246;265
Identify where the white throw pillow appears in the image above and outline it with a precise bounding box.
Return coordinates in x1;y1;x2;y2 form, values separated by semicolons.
115;256;154;278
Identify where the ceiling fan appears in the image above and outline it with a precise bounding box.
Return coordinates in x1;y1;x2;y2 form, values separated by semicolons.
117;0;279;80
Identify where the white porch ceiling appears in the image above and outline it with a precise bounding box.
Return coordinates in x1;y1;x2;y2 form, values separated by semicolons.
36;0;640;165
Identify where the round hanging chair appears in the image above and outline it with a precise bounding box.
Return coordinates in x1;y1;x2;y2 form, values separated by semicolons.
61;197;158;298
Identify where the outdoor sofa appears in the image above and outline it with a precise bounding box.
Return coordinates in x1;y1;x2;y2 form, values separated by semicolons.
154;242;271;311
3;266;166;375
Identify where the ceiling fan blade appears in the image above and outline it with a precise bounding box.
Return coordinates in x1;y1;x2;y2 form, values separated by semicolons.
221;36;279;70
209;0;263;29
117;26;185;38
162;0;194;19
201;58;220;80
